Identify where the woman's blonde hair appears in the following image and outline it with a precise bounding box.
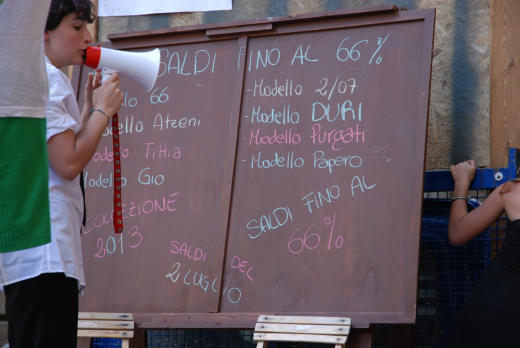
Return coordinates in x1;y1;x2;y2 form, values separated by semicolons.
499;178;520;194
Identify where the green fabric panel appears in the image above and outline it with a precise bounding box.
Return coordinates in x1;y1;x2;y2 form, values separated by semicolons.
0;117;51;252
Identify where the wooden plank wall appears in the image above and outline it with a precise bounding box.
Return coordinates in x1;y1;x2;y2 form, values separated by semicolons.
490;0;520;167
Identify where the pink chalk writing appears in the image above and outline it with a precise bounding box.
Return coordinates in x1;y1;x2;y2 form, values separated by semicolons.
230;255;254;281
94;225;143;258
288;213;344;254
170;241;208;262
310;123;365;151
83;192;179;233
92;146;130;162
145;142;181;159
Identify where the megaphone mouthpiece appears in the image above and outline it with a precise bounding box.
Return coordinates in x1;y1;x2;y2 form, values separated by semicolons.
84;46;160;92
84;46;101;69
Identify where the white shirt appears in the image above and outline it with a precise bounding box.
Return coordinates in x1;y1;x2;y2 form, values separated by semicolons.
0;0;50;118
0;57;85;291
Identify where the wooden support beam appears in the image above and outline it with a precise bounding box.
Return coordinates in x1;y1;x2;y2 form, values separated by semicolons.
490;0;520;167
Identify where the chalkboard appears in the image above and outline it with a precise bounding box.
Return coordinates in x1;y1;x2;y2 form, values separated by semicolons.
74;5;435;328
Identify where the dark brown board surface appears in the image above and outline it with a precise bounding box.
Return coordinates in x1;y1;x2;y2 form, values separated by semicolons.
75;6;435;327
78;39;240;313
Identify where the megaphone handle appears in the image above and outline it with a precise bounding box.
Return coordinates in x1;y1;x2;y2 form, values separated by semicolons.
112;113;123;234
101;68;117;84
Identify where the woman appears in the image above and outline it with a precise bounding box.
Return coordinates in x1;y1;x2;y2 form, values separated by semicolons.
446;159;520;347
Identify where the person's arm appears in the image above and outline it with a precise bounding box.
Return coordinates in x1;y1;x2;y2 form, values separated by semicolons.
47;73;123;181
79;70;102;127
448;160;505;246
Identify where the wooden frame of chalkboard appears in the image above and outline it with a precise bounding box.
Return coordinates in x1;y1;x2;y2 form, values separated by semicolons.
72;4;435;330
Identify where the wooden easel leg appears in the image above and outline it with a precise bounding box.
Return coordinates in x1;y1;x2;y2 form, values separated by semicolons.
76;337;92;348
130;328;147;348
256;341;267;348
346;328;374;348
388;324;413;348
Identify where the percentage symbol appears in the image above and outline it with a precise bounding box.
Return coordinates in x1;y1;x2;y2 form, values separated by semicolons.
369;33;389;65
324;213;343;250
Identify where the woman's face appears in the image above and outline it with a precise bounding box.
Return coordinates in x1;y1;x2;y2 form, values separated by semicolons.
44;12;93;68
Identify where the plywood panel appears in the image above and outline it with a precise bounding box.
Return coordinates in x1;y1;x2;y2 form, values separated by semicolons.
490;0;520;167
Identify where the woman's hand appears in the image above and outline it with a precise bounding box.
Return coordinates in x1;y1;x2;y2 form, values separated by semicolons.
84;69;102;111
450;160;476;186
92;73;124;119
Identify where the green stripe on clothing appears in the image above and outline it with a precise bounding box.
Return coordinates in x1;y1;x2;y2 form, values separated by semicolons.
0;117;51;252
